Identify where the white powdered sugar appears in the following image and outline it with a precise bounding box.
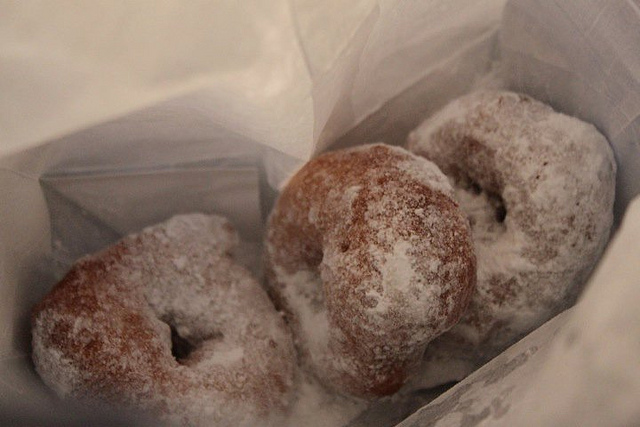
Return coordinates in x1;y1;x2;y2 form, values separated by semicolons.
283;373;367;427
379;240;416;296
366;239;441;324
278;268;331;371
196;344;245;369
31;214;297;427
172;255;188;270
451;184;505;244
407;90;616;387
31;337;83;398
265;143;476;398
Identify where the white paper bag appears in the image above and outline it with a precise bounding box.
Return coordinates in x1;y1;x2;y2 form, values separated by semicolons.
1;0;639;425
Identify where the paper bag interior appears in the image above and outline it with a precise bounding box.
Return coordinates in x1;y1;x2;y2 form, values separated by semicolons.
1;0;639;425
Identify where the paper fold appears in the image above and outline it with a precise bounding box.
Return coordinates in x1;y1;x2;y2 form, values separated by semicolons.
2;0;640;426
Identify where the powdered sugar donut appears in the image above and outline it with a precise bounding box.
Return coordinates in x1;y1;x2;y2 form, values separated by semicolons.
407;91;616;386
32;214;296;426
264;144;476;398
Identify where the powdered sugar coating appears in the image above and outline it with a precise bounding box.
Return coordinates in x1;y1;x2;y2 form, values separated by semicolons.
265;144;476;398
32;214;296;426
407;90;616;386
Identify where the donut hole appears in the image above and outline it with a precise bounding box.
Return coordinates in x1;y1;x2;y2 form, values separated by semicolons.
491;195;507;223
452;173;507;240
469;181;483;195
466;179;506;222
170;324;196;361
166;321;223;364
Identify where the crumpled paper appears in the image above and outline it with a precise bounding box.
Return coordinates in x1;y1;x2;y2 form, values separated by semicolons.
0;0;506;185
1;0;639;426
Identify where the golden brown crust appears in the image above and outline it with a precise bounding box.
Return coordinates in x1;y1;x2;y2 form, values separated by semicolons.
265;143;476;397
32;214;296;426
407;91;616;386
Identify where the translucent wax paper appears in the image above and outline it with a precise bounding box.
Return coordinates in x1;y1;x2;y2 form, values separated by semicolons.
1;0;639;425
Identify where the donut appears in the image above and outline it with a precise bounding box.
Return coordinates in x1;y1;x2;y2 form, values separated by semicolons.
264;143;476;398
31;214;296;426
407;90;616;385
